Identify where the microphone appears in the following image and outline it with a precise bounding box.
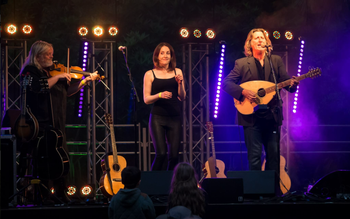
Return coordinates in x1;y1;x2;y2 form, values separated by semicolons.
262;44;272;48
118;46;126;51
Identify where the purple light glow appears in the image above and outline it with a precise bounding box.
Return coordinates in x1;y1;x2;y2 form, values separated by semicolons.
293;38;305;113
213;43;226;118
78;41;89;117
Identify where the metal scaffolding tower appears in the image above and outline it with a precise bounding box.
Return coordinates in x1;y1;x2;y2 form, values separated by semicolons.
181;43;211;174
85;41;115;188
1;40;27;120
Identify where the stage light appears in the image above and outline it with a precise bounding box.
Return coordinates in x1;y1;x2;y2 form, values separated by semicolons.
206;28;216;39
22;24;33;35
109;26;118;36
93;26;104;37
80;185;93;196
50;187;55;194
293;38;305;113
273;31;281;39
285;31;293;40
193;29;202;38
77;41;89;117
6;24;17;35
180;27;190;38
78;26;88;36
67;185;77;196
264;30;269;38
214;41;226;119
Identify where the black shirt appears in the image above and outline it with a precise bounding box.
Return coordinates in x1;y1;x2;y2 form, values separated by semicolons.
24;65;69;150
254;58;265;80
150;70;181;116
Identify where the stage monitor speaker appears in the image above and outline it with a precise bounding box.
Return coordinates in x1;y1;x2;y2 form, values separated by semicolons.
1;136;16;208
139;171;173;197
308;170;350;199
227;170;278;199
201;178;244;203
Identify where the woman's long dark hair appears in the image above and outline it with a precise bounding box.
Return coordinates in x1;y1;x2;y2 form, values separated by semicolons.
168;162;205;217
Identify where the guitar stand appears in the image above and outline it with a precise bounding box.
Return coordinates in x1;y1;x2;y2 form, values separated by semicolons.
9;177;65;206
9;140;66;207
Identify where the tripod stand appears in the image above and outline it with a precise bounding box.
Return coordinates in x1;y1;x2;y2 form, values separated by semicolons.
9;133;67;206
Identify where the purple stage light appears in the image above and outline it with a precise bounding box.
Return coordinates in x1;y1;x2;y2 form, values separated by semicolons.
214;41;226;119
293;39;304;114
78;41;89;117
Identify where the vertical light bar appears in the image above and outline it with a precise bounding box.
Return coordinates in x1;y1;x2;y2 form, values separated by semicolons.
78;41;89;117
214;41;226;119
293;38;304;113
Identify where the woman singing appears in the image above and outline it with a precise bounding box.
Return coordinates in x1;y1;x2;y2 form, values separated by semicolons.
143;42;186;171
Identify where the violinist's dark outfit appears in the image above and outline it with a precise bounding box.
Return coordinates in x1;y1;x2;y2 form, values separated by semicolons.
19;64;69;203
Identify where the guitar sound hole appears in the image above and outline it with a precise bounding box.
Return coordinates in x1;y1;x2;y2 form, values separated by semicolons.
113;164;120;172
257;88;266;97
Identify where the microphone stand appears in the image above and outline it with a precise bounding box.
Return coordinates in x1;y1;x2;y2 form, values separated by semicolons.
265;48;283;122
265;48;282;195
120;47;140;168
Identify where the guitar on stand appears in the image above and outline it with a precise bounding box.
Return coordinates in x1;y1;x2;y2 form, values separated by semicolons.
262;155;291;194
203;122;226;178
14;74;39;142
100;113;127;198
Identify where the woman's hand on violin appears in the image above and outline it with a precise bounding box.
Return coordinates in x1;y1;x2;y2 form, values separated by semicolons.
86;71;100;82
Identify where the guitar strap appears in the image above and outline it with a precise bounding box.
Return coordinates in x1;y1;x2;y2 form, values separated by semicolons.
104;153;115;195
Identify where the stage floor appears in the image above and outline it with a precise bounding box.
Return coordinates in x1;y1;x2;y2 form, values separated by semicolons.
2;198;350;219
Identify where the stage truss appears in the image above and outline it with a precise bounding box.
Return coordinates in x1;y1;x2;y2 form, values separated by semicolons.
181;43;211;175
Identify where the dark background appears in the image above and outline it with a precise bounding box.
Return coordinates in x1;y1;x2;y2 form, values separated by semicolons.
2;0;350;193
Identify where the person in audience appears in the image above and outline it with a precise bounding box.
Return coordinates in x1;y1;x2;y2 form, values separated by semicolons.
108;166;156;219
157;162;205;219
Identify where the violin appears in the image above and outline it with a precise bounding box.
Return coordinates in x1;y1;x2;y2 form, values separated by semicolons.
49;62;105;80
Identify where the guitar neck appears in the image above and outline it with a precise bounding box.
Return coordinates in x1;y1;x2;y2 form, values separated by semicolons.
22;91;27;115
21;82;28;115
265;72;310;94
109;124;119;164
209;132;216;161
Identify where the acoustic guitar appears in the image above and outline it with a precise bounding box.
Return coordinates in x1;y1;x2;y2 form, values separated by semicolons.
14;74;39;142
234;68;321;115
36;128;70;180
100;113;127;198
262;155;291;194
203;121;226;178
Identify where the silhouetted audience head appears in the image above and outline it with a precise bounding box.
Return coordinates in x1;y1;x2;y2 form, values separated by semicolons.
168;162;205;218
121;166;141;189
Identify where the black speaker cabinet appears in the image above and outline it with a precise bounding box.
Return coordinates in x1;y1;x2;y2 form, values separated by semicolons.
139;171;173;197
227;170;278;199
201;178;244;203
1;136;17;208
308;170;350;198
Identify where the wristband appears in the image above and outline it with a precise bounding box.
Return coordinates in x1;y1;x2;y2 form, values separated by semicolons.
81;80;86;86
159;92;162;98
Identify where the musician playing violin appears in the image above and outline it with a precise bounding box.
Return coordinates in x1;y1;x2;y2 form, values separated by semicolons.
18;40;99;204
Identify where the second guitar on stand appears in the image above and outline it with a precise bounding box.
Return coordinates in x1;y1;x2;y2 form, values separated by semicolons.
100;113;127;198
203;121;226;178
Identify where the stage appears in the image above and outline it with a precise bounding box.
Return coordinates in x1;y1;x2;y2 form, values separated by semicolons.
1;199;349;219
